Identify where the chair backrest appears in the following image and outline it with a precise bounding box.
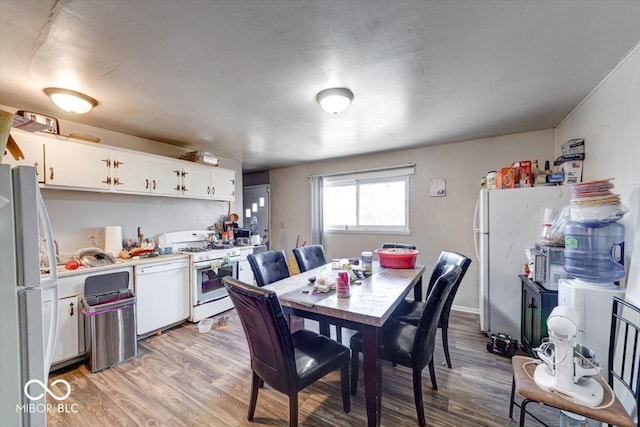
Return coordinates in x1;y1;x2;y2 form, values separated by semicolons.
425;251;472;327
382;243;417;250
223;276;297;395
608;296;640;411
292;245;327;273
411;265;462;369
247;249;290;287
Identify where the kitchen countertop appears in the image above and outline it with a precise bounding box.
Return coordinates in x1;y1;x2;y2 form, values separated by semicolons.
44;253;190;279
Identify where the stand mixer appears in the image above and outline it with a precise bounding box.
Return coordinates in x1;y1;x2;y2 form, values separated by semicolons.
533;306;604;407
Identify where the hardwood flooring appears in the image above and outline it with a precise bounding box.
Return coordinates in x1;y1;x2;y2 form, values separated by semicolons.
47;310;560;426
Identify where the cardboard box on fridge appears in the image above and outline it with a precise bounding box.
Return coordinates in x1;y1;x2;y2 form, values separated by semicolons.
561;160;583;184
496;166;516;189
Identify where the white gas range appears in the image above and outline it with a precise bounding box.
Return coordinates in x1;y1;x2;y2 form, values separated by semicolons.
158;230;239;322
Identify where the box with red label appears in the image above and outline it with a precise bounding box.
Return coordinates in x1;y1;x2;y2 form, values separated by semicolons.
518;160;532;186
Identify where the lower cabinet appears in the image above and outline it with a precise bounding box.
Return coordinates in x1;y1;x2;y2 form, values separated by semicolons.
520;275;558;356
42;295;79;366
44;265;133;370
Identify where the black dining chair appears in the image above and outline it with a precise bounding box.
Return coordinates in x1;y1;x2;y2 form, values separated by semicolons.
349;265;463;427
292;245;327;272
223;276;350;427
247;249;290;287
391;251;472;369
382;243;417;250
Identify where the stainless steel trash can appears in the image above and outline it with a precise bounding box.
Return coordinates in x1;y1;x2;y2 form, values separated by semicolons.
82;271;137;373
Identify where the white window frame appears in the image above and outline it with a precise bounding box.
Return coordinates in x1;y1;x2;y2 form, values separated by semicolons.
322;166;413;235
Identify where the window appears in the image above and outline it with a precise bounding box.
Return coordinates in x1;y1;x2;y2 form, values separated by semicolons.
322;166;413;233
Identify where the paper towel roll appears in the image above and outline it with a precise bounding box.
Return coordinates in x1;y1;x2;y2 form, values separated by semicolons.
104;226;123;256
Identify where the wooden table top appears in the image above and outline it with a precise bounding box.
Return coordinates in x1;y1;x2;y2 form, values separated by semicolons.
264;262;425;327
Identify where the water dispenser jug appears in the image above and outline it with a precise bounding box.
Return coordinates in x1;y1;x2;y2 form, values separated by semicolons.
564;221;625;283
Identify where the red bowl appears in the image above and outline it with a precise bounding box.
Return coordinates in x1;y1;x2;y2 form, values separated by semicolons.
375;248;419;269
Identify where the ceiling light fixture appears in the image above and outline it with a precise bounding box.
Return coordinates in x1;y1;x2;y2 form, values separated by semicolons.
43;87;98;114
316;87;354;115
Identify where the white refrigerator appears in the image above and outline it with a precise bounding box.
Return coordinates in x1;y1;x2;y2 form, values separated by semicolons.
473;186;571;340
1;164;59;427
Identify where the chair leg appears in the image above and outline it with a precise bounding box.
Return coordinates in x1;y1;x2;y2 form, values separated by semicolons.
412;368;426;427
340;359;351;413
350;348;359;396
428;359;437;390
519;399;533;427
336;325;343;343
441;325;452;369
289;393;299;427
508;376;518;419
248;372;260;421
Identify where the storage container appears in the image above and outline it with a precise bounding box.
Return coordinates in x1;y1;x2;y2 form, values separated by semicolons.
82;271;137;373
564;221;625;283
375;248;419;269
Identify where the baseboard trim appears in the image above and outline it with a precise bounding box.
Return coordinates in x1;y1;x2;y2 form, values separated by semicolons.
451;304;479;315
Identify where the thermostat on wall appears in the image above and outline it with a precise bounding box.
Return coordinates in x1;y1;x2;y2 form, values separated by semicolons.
429;178;446;197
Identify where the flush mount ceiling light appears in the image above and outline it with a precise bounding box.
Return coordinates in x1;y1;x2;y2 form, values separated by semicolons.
43;87;98;114
316;87;354;115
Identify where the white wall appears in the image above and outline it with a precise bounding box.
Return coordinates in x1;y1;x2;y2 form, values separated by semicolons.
270;129;556;311
1;104;244;254
555;42;640;304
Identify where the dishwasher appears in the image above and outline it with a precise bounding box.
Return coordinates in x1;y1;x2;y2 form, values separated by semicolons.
134;259;190;337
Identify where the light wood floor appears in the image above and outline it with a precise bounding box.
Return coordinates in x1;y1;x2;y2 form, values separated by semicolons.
47;310;560;426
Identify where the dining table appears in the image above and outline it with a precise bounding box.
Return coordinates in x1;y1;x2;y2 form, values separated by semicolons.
263;261;426;427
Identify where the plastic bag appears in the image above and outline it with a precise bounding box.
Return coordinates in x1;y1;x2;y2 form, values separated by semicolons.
543;205;571;245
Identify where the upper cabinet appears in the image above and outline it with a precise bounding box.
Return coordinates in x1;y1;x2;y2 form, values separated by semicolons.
45;139;112;190
2;131;46;183
4;130;235;201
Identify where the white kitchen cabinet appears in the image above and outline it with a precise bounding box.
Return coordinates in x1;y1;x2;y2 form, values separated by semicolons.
6;130;236;200
211;168;236;201
110;151;181;196
42;295;79;365
181;163;212;199
3;130;46;182
111;150;153;193
45;139;111;190
237;247;255;284
237;259;254;284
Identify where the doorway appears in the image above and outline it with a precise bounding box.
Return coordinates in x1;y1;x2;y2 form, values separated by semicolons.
243;185;269;248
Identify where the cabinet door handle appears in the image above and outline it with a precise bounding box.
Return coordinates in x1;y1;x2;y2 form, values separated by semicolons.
114;177;124;186
211;186;215;195
102;158;111;167
145;178;149;189
69;302;74;317
152;179;156;190
182;171;188;177
182;185;188;192
173;170;181;176
113;160;123;168
49;167;54;181
34;162;39;175
102;176;112;185
174;185;181;191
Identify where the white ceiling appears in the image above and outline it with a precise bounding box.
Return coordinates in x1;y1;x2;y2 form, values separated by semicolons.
1;1;639;172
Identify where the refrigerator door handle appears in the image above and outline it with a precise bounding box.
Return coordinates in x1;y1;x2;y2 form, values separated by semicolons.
473;198;480;260
37;187;59;379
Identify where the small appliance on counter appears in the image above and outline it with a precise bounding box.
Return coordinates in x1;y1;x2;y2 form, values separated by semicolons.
533;243;570;290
